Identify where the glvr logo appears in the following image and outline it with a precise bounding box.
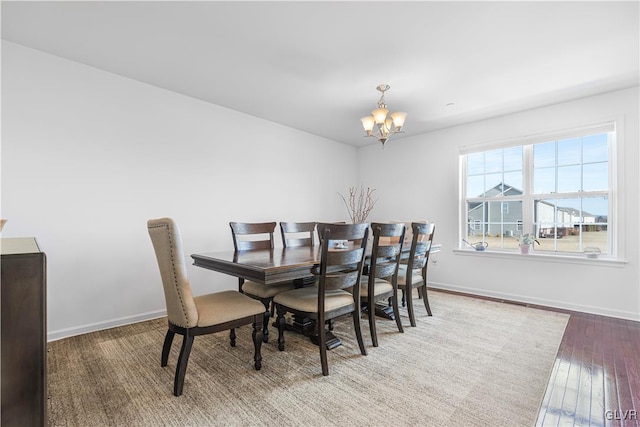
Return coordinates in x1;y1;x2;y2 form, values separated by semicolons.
605;410;637;420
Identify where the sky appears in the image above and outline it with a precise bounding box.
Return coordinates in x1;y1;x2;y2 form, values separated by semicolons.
466;132;609;217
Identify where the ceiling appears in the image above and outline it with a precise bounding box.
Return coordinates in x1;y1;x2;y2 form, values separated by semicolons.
2;1;639;147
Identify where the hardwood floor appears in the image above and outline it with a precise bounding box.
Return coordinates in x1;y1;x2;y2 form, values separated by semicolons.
536;310;640;427
433;289;639;427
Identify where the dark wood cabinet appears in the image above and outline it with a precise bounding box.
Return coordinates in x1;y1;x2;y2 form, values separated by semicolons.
1;238;47;427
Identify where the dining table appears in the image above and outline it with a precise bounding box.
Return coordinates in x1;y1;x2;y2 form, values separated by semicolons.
191;245;337;346
191;242;441;348
192;245;321;286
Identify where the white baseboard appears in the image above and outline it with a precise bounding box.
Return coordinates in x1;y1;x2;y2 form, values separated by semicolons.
47;309;167;342
47;282;638;342
429;281;640;322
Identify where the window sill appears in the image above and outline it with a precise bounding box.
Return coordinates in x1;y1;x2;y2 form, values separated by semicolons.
453;248;627;267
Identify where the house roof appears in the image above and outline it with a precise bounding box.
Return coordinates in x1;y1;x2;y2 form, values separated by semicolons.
468;182;599;219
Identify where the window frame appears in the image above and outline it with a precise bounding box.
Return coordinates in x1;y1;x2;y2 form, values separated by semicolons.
459;121;620;260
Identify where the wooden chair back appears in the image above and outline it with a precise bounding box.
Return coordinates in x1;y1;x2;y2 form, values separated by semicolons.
280;222;317;248
315;221;346;246
316;223;369;296
229;222;276;251
402;222;436;272
369;222;406;280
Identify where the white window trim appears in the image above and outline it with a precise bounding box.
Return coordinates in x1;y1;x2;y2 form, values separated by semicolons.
459;121;616;154
453;248;628;267
458;118;624;261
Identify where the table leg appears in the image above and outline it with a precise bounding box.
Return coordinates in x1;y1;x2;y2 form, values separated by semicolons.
288;276;342;350
279;316;341;349
374;303;395;320
362;301;396;321
310;330;341;350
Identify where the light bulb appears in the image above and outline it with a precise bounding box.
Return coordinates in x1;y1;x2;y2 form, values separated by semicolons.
360;116;375;132
391;112;407;130
372;108;388;124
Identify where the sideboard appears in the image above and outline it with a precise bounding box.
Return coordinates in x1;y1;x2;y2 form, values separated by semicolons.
1;237;47;427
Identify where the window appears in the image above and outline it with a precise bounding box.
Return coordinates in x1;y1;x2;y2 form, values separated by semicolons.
461;123;614;257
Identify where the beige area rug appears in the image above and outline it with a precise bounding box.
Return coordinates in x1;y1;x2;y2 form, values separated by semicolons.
47;291;569;427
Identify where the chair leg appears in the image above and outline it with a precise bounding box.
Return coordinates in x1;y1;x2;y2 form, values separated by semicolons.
252;317;263;371
421;285;433;316
352;309;367;356
260;298;270;343
229;328;236;347
401;289;406;307
173;333;194;397
406;284;417;327
368;295;378;347
391;290;404;333
276;306;286;352
319;317;329;376
161;329;175;367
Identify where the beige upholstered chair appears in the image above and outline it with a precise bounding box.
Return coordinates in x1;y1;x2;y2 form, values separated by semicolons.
397;222;436;327
230;222;295;343
274;222;369;376
360;222;406;346
148;218;265;396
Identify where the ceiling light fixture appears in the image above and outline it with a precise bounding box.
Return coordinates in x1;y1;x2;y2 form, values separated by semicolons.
360;84;407;148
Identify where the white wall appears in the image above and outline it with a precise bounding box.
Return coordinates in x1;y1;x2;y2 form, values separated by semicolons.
358;87;640;320
1;41;359;340
3;41;638;342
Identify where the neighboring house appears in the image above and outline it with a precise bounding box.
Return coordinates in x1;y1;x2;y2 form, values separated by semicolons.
539;206;606;237
467;183;525;236
468;183;602;237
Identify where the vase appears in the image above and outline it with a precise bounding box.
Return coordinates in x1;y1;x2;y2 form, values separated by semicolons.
519;244;532;254
334;240;347;249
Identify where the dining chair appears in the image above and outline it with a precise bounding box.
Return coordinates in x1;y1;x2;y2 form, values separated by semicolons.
280;221;317;248
360;222;406;347
397;222;436;327
273;222;369;376
147;217;265;396
230;222;295;343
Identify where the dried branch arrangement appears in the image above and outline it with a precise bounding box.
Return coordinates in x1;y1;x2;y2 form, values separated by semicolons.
338;186;378;224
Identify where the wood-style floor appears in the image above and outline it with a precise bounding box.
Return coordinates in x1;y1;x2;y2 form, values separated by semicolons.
536;310;640;427
435;289;639;427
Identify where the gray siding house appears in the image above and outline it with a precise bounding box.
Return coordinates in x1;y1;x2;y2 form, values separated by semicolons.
467;183;599;237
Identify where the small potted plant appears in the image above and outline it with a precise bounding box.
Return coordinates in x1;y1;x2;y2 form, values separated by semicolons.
517;233;540;254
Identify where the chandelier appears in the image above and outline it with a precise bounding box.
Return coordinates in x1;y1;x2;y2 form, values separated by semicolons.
360;84;407;148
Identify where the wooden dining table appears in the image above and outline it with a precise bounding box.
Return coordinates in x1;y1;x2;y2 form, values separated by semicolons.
191;245;321;286
191;242;441;348
192;245;336;346
191;243;441;287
